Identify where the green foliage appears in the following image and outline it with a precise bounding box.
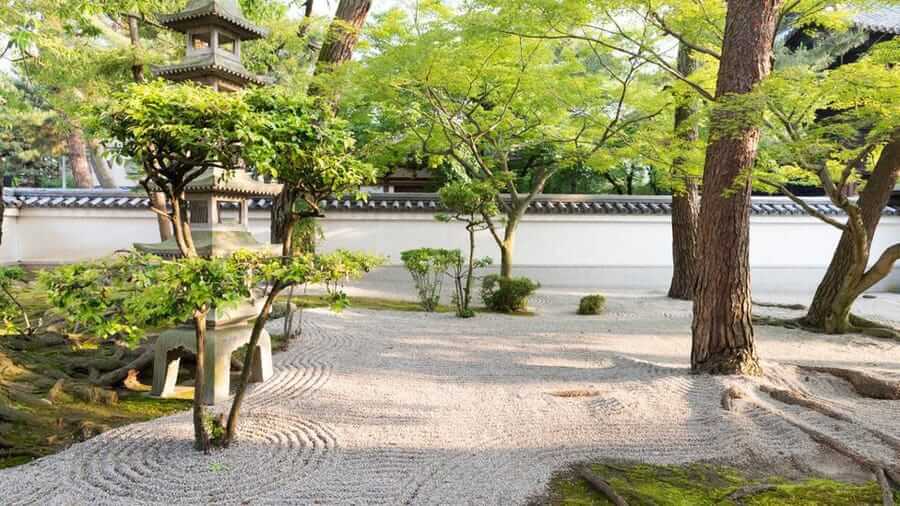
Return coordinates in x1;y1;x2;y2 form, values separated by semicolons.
244;87;378;215
401;248;459;312
0;266;35;334
577;294;606;315
480;274;539;313
98;81;268;186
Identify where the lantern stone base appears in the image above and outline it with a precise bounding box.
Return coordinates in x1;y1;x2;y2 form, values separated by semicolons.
151;321;273;405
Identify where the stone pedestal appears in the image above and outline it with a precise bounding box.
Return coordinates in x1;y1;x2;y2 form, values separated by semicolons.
151;299;273;405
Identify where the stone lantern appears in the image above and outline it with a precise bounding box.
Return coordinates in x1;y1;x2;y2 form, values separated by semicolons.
154;0;270;91
141;0;281;405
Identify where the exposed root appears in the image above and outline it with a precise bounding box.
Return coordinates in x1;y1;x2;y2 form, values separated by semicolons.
549;389;601;398
760;384;900;451
752;300;807;311
751;315;814;331
731;385;899;506
576;466;629;506
92;348;153;387
727;484;776;504
876;468;896;506
797;366;900;400
847;314;899;340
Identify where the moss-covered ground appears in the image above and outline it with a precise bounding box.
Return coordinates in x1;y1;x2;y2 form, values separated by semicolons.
545;462;896;505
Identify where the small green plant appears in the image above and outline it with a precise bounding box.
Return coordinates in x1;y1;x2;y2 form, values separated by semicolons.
437;178;503;318
401;248;458;311
481;275;540;313
577;294;606;315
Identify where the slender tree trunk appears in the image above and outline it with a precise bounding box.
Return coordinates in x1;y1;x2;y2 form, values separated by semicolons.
126;15;145;83
668;45;701;300
804;138;900;329
691;0;782;375
499;216;518;279
0;174;5;245
66;129;94;189
88;141;117;189
225;215;297;446
125;13;172;241
464;226;476;312
192;308;210;452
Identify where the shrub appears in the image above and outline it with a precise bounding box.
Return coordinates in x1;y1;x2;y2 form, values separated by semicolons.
577;294;606;315
481;275;540;313
401;248;458;311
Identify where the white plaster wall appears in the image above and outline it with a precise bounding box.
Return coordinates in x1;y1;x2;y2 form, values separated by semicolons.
3;207;898;292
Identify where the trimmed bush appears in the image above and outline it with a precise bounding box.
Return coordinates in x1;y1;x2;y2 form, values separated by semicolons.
481;275;540;313
577;294;606;315
401;248;458;311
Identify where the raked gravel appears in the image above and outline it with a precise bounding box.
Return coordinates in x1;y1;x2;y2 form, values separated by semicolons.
2;288;899;505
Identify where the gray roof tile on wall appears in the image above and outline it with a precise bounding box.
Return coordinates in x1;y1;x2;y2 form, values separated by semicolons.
3;188;898;217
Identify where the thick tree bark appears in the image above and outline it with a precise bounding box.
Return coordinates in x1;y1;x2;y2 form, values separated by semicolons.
691;0;782;375
804;138;900;329
88;141;117;189
66;129;94;188
668;44;701;300
315;0;372;72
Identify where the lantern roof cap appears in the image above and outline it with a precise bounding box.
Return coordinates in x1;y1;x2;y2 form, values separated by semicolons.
159;0;268;40
183;168;283;197
152;52;271;87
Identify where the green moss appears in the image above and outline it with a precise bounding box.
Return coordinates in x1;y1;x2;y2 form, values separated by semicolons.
547;462;895;506
280;294;453;313
577;294;606;315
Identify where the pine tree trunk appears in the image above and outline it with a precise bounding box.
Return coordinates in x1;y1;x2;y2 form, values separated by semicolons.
66;129;94;188
804;138;900;329
691;0;782;375
668;45;700;300
88;141;117;189
316;0;372;71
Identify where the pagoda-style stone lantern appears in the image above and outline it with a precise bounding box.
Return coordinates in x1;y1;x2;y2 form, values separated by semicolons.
142;0;281;405
154;0;270;91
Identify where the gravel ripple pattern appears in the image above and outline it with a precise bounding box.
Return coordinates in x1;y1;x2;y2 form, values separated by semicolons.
1;289;899;505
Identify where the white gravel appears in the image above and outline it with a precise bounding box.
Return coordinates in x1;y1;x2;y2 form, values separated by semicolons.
1;287;899;505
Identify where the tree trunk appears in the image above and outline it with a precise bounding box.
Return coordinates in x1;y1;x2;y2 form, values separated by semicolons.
270;186;298;245
464;226;476;312
126;15;145;83
272;0;372;243
224;217;296;446
668;44;701;300
499;218;518;279
691;0;782;375
88;141;117;189
315;0;372;71
804;137;900;329
192;309;210;452
66;129;94;189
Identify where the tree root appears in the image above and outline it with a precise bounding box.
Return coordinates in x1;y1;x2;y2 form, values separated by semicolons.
760;385;900;451
752;300;807;311
576;466;629;506
726;385;899;506
48;379;118;405
751;315;817;331
727;484;776;504
797;366;900;400
92;348;153;387
848;314;900;340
